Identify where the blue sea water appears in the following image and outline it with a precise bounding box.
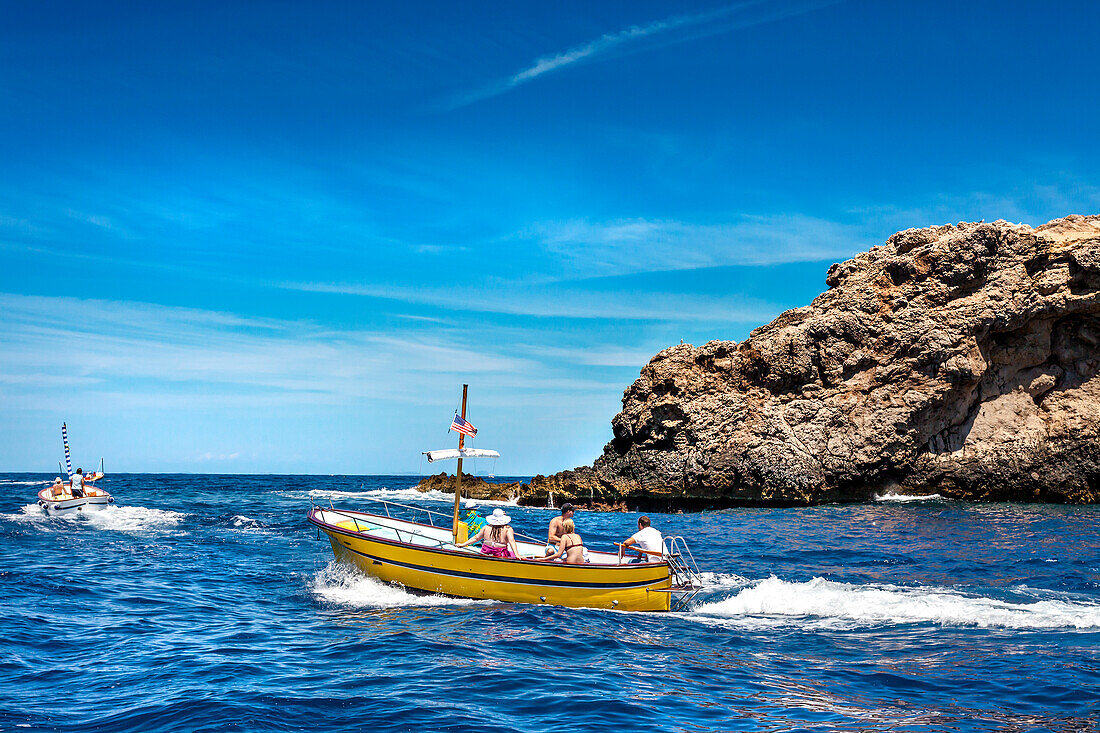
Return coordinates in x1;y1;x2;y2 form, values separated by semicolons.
1;474;1098;733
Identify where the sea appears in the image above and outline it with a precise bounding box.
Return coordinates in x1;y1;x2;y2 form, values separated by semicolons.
1;473;1098;732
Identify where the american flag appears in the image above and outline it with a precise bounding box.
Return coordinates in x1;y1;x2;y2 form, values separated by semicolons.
450;413;477;437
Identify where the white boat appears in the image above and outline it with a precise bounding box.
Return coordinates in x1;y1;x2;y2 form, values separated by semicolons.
38;424;113;516
37;484;114;516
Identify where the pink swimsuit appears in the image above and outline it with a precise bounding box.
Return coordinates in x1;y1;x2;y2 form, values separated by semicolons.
479;533;516;559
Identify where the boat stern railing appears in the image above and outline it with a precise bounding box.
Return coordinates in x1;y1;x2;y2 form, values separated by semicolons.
310;497;468;551
308;495;548;553
663;535;703;611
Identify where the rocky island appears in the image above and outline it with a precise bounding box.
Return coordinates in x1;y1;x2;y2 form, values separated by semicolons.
420;215;1100;508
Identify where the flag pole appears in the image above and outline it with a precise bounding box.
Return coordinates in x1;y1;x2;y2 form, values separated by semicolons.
62;423;73;480
452;384;468;542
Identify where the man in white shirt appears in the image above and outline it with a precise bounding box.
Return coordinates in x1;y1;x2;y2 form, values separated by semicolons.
69;468;85;498
620;515;664;564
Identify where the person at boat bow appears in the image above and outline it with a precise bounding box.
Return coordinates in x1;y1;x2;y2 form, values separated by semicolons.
536;518;585;564
620;516;664;563
546;503;575;555
463;499;486;535
69;468;85;498
455;508;519;559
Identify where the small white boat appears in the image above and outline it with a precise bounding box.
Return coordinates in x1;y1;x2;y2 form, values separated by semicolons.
37;485;114;516
38;424;114;516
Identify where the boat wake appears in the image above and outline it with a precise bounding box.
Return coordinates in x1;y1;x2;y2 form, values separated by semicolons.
0;504;55;527
0;503;185;532
874;491;944;502
0;480;50;486
688;576;1100;630
695;571;751;589
311;561;491;609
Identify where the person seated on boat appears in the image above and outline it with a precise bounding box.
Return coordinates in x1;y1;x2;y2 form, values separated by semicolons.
545;503;575;555
455;508;519;559
50;477;66;498
462;499;486;535
620;515;664;564
536;518;585;564
69;468;85;499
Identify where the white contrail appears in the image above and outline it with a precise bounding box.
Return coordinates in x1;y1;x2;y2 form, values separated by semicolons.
448;0;841;109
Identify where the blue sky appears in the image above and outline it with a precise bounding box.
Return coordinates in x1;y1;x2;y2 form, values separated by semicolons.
2;0;1098;474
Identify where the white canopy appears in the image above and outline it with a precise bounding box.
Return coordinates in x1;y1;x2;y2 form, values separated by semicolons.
423;448;500;463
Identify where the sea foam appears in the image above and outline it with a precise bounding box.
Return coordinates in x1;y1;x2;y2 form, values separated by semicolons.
1;503;185;532
690;576;1100;630
80;505;186;532
311;561;490;609
874;491;944;502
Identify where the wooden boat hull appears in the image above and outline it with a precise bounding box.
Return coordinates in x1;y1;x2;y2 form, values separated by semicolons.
310;509;672;612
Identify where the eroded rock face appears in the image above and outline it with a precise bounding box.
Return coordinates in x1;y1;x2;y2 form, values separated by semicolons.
582;215;1100;505
420;216;1100;508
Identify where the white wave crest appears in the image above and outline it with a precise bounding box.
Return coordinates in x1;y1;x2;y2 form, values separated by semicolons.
81;505;186;532
874;492;944;502
691;576;1100;630
0;504;54;527
0;480;50;486
311;561;490;609
1;503;185;532
696;571;751;589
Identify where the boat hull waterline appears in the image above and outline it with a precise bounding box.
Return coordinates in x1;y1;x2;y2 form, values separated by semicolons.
308;507;674;612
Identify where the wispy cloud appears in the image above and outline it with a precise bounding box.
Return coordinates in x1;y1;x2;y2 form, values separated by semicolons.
197;451;240;462
0;293;689;422
0;293;529;411
848;181;1100;233
520;213;870;278
449;0;840;108
279;280;782;323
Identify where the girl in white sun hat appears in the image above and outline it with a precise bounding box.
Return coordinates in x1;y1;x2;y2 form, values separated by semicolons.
456;507;520;559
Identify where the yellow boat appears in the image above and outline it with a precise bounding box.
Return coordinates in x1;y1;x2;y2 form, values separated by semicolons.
309;385;701;612
308;503;699;612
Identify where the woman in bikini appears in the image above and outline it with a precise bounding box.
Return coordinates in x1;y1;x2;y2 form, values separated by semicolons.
456;508;520;559
536;518;584;564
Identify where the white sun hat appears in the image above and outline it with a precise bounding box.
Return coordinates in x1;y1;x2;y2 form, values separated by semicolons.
486;508;511;526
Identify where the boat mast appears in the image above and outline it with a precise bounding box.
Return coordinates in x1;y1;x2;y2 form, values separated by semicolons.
62;423;73;480
452;383;468;542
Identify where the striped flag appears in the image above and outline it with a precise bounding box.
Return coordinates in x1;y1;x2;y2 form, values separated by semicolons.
62;423;73;479
450;413;477;437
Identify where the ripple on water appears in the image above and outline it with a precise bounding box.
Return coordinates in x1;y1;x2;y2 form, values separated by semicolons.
2;472;1099;732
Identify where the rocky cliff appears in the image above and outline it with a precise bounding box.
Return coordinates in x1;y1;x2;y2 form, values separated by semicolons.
422;215;1100;508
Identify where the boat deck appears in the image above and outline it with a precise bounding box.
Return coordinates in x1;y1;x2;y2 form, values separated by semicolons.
38;487;111;502
316;508;640;566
